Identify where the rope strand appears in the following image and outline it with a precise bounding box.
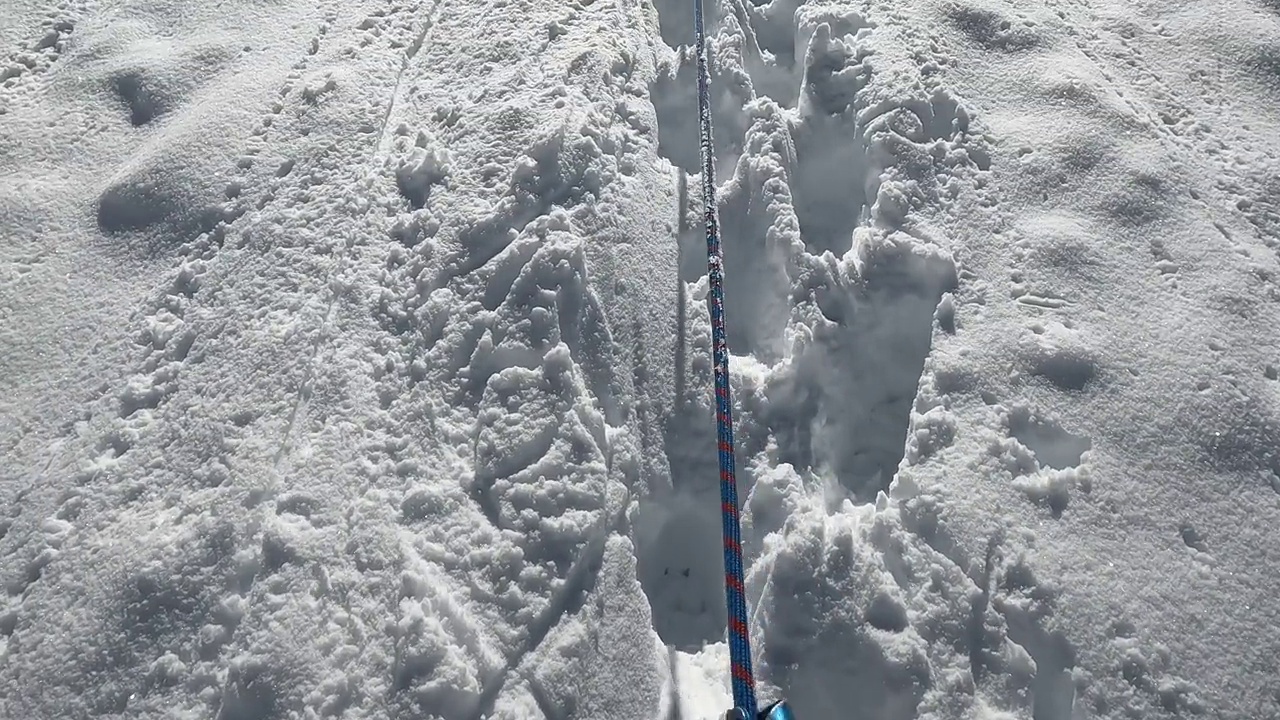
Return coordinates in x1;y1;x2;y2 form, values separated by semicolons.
692;0;757;715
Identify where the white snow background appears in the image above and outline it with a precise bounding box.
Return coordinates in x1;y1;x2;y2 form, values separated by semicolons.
2;0;1280;717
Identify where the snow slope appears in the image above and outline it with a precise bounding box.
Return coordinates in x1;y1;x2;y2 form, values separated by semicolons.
2;0;1279;717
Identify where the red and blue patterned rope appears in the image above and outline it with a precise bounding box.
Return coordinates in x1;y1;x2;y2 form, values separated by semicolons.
692;0;757;715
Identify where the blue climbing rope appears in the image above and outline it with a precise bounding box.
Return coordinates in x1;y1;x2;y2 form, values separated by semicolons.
692;0;757;716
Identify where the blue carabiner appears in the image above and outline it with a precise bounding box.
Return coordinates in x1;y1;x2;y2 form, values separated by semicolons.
762;702;795;720
726;700;795;720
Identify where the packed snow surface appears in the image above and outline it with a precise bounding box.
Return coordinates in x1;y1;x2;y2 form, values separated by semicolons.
3;0;1280;717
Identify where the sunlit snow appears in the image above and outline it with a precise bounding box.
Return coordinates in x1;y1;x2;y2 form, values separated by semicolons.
2;0;1279;718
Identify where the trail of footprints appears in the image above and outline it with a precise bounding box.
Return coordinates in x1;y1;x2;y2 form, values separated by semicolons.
362;14;662;718
632;1;1183;718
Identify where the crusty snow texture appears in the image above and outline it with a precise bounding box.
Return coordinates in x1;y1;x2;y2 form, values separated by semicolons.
2;0;1280;718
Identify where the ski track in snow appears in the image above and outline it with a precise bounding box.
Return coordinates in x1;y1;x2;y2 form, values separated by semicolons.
2;0;1280;718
